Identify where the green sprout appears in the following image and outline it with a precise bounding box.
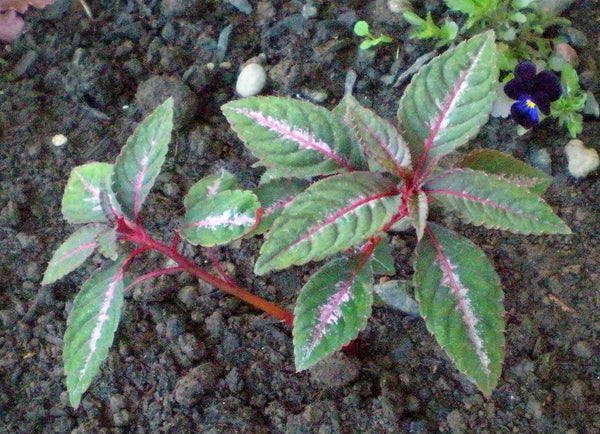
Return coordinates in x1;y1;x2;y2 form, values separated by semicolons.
353;20;393;50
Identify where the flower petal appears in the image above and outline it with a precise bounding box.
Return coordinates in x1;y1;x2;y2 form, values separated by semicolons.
534;71;561;102
511;100;539;129
532;91;552;115
504;78;530;100
514;61;537;81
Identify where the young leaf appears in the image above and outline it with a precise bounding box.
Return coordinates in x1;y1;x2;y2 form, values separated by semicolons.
337;94;411;176
423;168;571;234
353;20;370;37
294;254;373;370
251;178;310;235
414;224;504;396
64;256;126;408
112;98;174;220
42;224;108;285
397;31;498;167
408;190;428;240
221;97;365;179
181;190;260;247
445;0;498;16
457;149;552;194
62;163;121;224
255;172;402;275
184;169;240;209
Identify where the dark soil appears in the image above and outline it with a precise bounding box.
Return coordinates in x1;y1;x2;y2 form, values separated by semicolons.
1;0;599;432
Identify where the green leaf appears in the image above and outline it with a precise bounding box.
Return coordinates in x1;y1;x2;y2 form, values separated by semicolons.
423;168;571;234
359;40;377;50
402;11;427;26
255;172;402;274
353;20;370;37
181;190;260;247
414;224;505;396
337;94;411;176
370;238;395;275
294;255;373;370
184;169;240;210
251;178;310;235
62;163;122;224
42;224;108;285
221;97;365;179
397;31;498;166
457;149;552;194
560;63;580;95
112;98;174;220
439;21;459;43
96;226;119;260
64;257;126;408
445;0;498;16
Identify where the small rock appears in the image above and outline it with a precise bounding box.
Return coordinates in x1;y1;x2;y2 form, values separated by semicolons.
135;75;198;127
301;3;318;19
235;63;267;97
528;148;552;174
308;353;359;388
572;340;593;359
554;42;578;66
564;139;599;178
446;409;467;433
51;134;68;147
174;362;223;407
227;0;252;14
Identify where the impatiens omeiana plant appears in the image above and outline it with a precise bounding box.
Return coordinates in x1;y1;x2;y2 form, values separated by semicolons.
44;31;570;407
221;31;570;395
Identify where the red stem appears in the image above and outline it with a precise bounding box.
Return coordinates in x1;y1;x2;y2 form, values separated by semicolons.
118;221;294;326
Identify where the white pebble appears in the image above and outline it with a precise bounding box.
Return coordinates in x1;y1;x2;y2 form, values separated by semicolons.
235;63;266;98
564;139;599;178
51;134;68;147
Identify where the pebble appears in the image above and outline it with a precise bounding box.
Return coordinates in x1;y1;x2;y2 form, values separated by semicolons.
528;148;552;174
51;134;68;147
301;3;318;19
135;75;198;127
572;340;593;359
235;62;267;97
308;353;360;388
564;139;599;178
174;362;223;407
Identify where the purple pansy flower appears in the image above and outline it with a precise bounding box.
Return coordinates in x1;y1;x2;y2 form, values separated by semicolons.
504;61;562;129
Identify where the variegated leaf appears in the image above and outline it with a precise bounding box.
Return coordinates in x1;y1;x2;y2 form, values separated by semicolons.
414;224;504;396
251;178;310;235
294;255;373;370
336;93;411;176
64;256;126;408
42;224;108;285
181;190;260;247
457;149;552;194
62;163;121;224
184;169;240;210
423;168;571;234
222;97;366;179
113;98;173;219
255;172;402;275
397;32;498;167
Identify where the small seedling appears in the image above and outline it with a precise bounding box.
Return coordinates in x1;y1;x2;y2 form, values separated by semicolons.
550;63;588;137
353;20;393;50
